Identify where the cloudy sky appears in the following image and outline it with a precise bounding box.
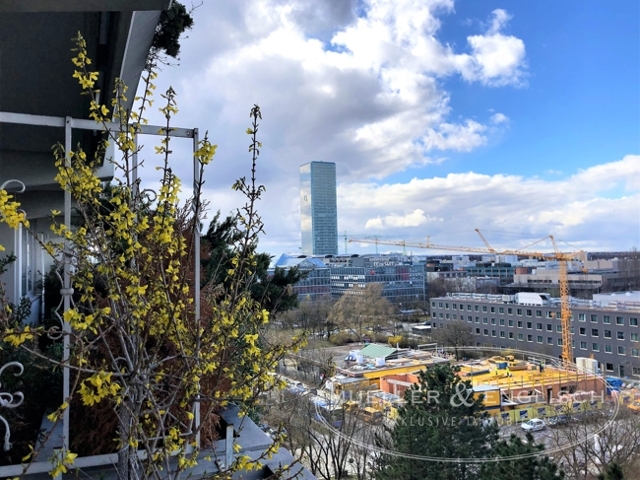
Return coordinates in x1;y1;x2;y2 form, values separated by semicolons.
141;0;639;257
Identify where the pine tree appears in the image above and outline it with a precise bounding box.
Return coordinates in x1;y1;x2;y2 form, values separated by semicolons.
597;461;624;480
480;433;564;480
375;363;499;480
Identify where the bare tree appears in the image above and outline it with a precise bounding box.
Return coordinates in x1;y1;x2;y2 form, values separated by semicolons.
432;319;474;360
264;392;380;480
547;408;640;479
330;284;394;341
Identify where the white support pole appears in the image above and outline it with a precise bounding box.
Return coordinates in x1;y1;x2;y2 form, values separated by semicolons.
132;133;139;198
192;128;201;448
62;117;72;453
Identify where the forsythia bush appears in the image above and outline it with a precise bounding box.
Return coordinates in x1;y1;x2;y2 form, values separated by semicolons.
0;33;301;479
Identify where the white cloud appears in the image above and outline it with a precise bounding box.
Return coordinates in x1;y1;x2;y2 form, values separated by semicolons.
365;209;443;229
490;112;509;124
149;0;524;188
455;9;527;86
339;155;640;253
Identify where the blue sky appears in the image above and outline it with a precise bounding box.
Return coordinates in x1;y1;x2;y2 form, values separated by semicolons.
150;0;639;255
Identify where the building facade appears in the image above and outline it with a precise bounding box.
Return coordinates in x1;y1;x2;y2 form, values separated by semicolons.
270;254;331;300
299;161;338;255
430;292;640;380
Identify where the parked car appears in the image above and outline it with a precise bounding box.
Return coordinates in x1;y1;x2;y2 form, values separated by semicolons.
521;418;546;432
548;415;571;426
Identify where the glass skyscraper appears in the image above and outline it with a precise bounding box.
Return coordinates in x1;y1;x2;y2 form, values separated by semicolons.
300;161;338;255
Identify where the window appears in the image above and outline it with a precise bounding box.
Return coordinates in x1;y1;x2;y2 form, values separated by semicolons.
591;314;598;323
509;332;514;339
578;313;586;322
508;320;514;327
527;334;533;342
580;341;587;350
445;303;449;309
603;315;611;324
499;319;505;326
517;308;523;316
630;317;638;326
432;302;436;308
546;311;554;319
445;313;450;319
557;338;563;346
476;328;480;334
526;322;532;329
632;348;639;357
491;318;496;325
536;323;543;330
536;310;542;318
460;304;464;310
526;309;532;317
604;330;612;338
537;336;543;343
518;333;523;341
592;329;599;337
605;363;614;372
517;321;523;328
483;329;489;336
617;346;626;355
500;331;505;338
616;317;624;326
491;330;497;337
475;305;479;311
547;337;553;345
475;317;480;323
467;316;473;322
617;331;625;340
483;306;488;312
452;303;457;310
483;317;488;324
579;327;586;336
547;324;553;331
508;308;513;315
467;305;472;311
633;366;640;375
439;312;444;318
631;333;639;342
605;345;612;353
438;302;443;308
592;343;600;352
452;314;457;320
499;307;504;314
490;306;495;313
557;325;563;333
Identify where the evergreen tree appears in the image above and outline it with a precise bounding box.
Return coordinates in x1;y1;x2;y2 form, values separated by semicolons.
201;211;304;314
480;433;564;480
375;363;499;480
597;462;624;480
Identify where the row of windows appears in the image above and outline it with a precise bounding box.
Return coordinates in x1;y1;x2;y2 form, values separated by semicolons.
433;303;638;326
437;312;639;341
471;328;638;357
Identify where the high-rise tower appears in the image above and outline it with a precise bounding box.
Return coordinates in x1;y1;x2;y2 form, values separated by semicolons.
299;161;338;255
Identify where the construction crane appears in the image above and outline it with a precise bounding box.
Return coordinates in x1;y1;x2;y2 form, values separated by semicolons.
349;231;587;365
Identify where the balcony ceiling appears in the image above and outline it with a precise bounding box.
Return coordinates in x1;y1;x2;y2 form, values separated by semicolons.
0;1;169;187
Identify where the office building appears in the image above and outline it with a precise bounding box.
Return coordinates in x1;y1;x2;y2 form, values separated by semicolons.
299;161;338;255
430;291;640;379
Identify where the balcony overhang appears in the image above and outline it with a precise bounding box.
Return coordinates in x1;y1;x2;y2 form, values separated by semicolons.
0;1;171;13
0;1;169;193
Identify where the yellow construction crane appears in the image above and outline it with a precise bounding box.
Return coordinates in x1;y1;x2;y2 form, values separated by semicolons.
348;232;587;365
